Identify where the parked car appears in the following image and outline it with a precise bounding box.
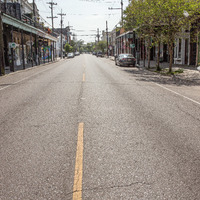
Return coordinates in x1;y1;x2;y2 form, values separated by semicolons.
115;54;136;67
92;52;97;55
75;52;80;56
67;52;74;58
96;52;103;57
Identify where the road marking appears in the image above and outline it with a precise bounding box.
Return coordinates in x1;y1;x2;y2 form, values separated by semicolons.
73;123;84;200
155;83;200;106
83;73;85;82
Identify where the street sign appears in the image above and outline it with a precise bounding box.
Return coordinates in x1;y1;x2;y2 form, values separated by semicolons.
9;42;16;49
130;44;135;48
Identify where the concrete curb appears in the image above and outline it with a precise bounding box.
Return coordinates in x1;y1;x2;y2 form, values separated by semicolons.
2;58;65;77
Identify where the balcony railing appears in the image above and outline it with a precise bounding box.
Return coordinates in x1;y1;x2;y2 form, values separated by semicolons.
0;3;21;20
21;14;34;26
1;2;56;37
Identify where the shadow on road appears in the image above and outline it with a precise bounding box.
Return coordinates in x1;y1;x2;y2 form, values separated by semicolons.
122;67;200;86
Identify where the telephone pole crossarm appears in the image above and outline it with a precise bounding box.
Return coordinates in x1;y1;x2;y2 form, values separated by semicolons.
47;1;58;29
108;0;123;26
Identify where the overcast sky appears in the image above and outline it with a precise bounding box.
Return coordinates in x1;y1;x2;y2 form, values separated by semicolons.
32;0;129;43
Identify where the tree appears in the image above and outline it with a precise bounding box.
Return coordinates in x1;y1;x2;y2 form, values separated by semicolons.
124;0;200;73
97;41;107;53
64;43;73;53
124;0;164;70
76;40;84;52
70;40;76;52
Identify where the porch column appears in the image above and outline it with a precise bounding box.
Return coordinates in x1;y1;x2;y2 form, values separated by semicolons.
30;32;33;67
38;36;40;65
48;40;50;63
54;41;56;61
51;41;53;62
11;25;14;72
34;34;38;65
0;12;5;75
53;41;55;61
43;38;45;64
21;30;25;69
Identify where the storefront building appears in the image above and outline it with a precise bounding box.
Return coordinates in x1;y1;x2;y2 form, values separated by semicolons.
0;2;57;75
116;29;137;58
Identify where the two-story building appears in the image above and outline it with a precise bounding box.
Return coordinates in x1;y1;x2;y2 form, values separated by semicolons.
0;0;57;75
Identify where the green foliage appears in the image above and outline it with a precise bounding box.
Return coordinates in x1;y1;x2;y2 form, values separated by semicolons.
81;42;96;53
64;43;73;53
69;40;85;52
124;0;200;72
96;41;107;53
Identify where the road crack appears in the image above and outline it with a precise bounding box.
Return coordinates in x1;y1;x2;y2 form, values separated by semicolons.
65;181;152;198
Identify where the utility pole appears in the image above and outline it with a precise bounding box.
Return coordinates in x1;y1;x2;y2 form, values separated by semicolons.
47;0;57;30
4;0;7;13
121;0;123;27
97;28;100;43
33;0;36;27
108;0;123;26
58;9;66;58
106;21;109;57
32;0;38;65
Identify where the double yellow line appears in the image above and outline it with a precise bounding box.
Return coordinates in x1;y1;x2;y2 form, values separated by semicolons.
83;64;86;82
73;63;86;199
73;123;84;200
82;73;85;82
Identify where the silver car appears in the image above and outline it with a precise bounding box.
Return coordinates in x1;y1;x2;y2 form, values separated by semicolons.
67;52;74;58
115;54;136;67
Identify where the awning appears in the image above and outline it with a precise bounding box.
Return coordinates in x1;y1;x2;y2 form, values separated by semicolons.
116;31;133;40
2;13;57;42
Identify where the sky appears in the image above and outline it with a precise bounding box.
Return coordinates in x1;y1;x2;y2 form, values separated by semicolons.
31;0;129;43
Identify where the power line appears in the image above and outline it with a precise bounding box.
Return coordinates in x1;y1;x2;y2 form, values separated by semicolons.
108;0;123;26
47;0;58;29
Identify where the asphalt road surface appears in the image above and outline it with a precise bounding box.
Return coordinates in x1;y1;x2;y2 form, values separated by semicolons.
0;54;200;200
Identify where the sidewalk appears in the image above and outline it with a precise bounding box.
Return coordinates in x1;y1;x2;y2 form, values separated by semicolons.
4;57;63;75
108;56;200;85
139;60;200;85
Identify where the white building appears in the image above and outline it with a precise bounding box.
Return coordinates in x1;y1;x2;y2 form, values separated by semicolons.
174;31;190;65
56;34;66;57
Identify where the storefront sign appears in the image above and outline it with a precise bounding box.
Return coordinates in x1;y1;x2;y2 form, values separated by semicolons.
130;44;135;48
9;42;16;49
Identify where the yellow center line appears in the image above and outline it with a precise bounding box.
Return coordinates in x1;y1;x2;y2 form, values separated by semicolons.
82;73;85;82
73;123;84;200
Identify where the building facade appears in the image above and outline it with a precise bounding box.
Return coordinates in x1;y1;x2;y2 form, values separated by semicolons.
0;0;57;75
